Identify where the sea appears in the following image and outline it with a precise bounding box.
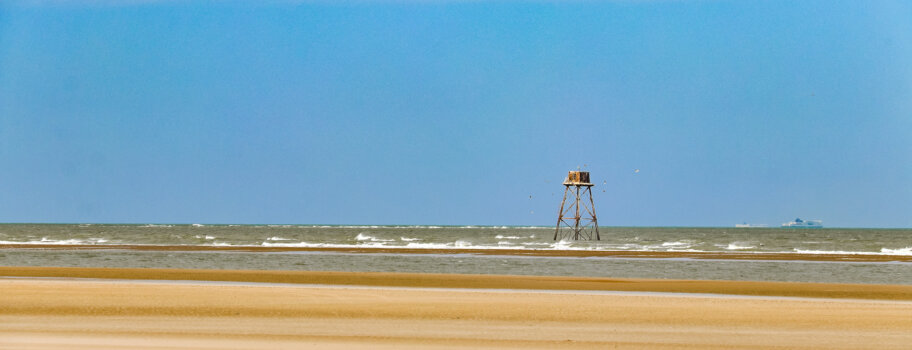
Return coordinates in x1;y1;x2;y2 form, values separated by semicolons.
1;224;911;285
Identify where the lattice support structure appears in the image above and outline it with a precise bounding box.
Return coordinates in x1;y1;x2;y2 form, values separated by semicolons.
553;171;600;241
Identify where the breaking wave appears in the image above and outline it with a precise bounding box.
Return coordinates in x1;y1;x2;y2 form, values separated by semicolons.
720;242;756;250
354;233;395;242
1;224;909;257
0;237;109;245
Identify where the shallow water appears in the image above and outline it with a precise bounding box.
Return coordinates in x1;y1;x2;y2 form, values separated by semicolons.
2;224;911;285
2;249;911;285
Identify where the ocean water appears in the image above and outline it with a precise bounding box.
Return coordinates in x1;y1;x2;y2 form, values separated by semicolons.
1;224;911;284
1;224;910;255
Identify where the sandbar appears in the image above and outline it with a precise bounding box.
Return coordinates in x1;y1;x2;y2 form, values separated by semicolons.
3;266;912;300
2;268;912;349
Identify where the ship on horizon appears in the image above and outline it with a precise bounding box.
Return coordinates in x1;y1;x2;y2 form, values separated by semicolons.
781;218;823;228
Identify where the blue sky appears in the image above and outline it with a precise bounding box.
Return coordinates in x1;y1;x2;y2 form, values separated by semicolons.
1;1;910;227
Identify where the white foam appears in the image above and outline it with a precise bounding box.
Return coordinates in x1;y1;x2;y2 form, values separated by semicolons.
605;243;644;250
881;247;912;256
793;249;886;255
454;240;472;247
41;237;87;244
551;240;575;250
355;233;395;242
354;233;372;241
263;241;517;250
494;235;523;239
400;242;520;250
724;243;756;250
400;237;421;242
404;242;457;249
0;239;88;245
191;224;205;227
356;242;389;247
266;237;292;241
195;235;216;240
261;242;330;248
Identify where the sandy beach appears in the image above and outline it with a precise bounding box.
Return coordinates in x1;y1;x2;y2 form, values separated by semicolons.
2;267;912;349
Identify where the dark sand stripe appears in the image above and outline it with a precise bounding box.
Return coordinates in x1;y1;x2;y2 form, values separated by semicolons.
2;266;912;301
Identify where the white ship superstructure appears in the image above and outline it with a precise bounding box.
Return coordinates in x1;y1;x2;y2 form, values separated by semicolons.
781;218;823;228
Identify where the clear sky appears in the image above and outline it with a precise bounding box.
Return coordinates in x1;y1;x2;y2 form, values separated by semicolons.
1;1;910;227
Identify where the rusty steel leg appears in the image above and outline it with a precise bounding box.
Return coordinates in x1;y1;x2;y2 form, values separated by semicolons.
573;186;581;240
587;186;600;240
553;186;570;240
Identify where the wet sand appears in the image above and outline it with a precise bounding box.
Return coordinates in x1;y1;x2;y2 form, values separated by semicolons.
2;244;911;262
3;266;912;300
2;267;912;349
0;266;912;301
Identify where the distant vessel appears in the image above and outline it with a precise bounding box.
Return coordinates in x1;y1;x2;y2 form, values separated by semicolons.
781;218;823;228
735;223;768;228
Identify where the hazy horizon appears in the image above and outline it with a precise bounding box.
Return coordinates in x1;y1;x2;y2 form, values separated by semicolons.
0;222;906;230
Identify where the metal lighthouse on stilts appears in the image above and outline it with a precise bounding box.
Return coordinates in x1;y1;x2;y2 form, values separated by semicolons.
553;170;600;241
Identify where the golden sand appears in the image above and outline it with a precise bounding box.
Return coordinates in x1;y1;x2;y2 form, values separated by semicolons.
2;267;912;349
2;243;911;262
